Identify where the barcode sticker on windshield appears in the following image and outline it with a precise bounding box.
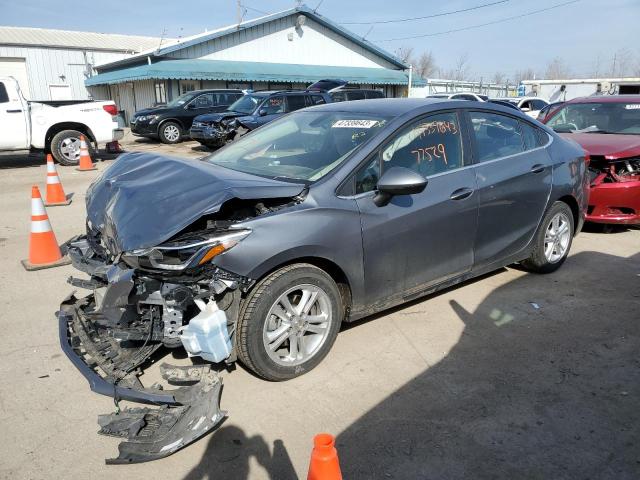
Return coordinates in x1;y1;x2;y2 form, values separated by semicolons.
332;119;379;128
625;104;640;109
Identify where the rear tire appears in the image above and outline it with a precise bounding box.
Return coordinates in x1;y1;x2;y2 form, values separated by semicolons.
50;129;94;166
159;121;182;144
236;264;343;381
521;201;574;274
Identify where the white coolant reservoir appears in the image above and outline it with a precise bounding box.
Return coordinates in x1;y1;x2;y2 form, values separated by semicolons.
179;299;232;363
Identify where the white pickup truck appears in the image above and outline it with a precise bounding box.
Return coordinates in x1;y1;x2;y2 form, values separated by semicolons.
0;76;123;165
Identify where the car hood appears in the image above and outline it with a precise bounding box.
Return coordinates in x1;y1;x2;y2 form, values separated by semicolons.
86;152;305;254
194;111;248;123
559;133;640;160
134;106;170;116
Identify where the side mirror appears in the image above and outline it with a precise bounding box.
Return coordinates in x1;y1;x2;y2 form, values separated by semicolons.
258;109;267;117
373;167;427;207
186;103;196;110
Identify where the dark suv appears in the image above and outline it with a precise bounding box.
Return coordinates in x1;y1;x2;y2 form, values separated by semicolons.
190;90;331;147
130;89;243;144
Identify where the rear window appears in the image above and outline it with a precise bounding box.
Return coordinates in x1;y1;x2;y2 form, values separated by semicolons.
330;92;347;102
308;95;326;105
0;82;8;103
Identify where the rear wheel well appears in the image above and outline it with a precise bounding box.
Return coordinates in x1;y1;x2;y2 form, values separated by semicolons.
557;195;579;233
250;257;353;319
45;122;95;152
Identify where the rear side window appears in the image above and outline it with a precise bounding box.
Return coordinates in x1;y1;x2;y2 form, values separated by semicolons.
0;82;8;103
286;95;307;112
346;91;365;101
330;92;346;102
469;112;523;162
520;122;539;150
365;90;384;99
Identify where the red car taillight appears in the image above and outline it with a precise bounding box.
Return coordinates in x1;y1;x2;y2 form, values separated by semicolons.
102;104;118;116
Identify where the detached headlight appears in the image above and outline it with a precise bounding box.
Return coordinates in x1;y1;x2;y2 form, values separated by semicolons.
122;229;251;271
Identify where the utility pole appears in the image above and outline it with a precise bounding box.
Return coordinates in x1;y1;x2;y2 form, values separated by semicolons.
236;0;242;25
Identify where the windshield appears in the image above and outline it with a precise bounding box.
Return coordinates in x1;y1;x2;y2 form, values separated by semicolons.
547;102;640;134
228;94;264;115
204;111;390;182
166;92;197;108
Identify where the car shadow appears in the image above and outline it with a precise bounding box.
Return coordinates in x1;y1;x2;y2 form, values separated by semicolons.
335;250;640;479
0;150;118;169
182;425;298;480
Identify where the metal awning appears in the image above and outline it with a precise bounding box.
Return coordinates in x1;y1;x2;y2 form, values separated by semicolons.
86;59;426;87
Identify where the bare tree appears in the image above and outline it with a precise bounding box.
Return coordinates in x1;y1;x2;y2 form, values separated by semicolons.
545;57;571;80
453;53;470;81
609;48;633;77
395;46;414;64
415;51;437;78
492;71;506;84
514;68;537;84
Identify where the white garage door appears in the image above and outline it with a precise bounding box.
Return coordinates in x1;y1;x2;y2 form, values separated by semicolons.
0;57;30;99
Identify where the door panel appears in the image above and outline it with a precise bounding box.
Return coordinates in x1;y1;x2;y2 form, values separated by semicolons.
353;111;478;306
469;111;552;266
356;168;478;305
0;81;29;149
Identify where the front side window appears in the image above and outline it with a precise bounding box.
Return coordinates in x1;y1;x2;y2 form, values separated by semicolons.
205;111;390;182
261;96;285;115
286;95;307;112
546;102;640;135
365;90;384;99
469;111;523;162
531;99;547;110
193;93;213;109
330;92;347;102
380;112;464;178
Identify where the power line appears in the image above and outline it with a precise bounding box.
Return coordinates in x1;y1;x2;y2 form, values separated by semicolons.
340;0;509;25
374;0;581;42
240;2;269;16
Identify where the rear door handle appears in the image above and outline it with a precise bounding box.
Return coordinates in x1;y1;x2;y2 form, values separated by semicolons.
6;109;22;113
531;164;545;174
450;187;474;201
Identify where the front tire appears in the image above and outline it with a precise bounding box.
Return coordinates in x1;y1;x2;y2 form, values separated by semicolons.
521;201;574;273
50;129;94;166
159;121;183;144
236;264;343;381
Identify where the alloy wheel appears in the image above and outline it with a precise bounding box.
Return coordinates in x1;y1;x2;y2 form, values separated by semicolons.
163;124;180;142
60;137;81;162
262;284;333;367
544;212;571;263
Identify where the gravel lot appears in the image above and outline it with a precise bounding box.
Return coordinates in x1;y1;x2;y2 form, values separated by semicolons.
0;141;639;480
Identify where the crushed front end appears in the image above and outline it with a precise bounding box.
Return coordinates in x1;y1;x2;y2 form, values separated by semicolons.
587;156;640;224
58;231;249;462
189;117;249;147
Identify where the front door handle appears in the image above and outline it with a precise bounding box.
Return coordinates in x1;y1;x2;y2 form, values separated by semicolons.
450;187;474;201
531;164;545;174
6;109;22;113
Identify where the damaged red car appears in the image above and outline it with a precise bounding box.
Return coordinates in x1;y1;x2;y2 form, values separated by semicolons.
545;96;640;225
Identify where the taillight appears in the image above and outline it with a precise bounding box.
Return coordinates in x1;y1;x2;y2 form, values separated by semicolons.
102;104;118;116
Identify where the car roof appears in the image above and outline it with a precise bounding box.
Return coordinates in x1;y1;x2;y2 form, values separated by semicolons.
188;88;242;94
564;95;640;104
310;98;450;116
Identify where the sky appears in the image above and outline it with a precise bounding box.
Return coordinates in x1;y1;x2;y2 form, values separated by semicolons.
0;0;639;81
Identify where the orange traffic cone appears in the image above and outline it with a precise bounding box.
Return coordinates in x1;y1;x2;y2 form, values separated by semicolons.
307;434;342;480
76;135;97;171
21;186;71;271
44;154;71;206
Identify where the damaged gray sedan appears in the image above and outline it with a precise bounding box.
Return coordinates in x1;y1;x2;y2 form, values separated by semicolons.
58;98;588;462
